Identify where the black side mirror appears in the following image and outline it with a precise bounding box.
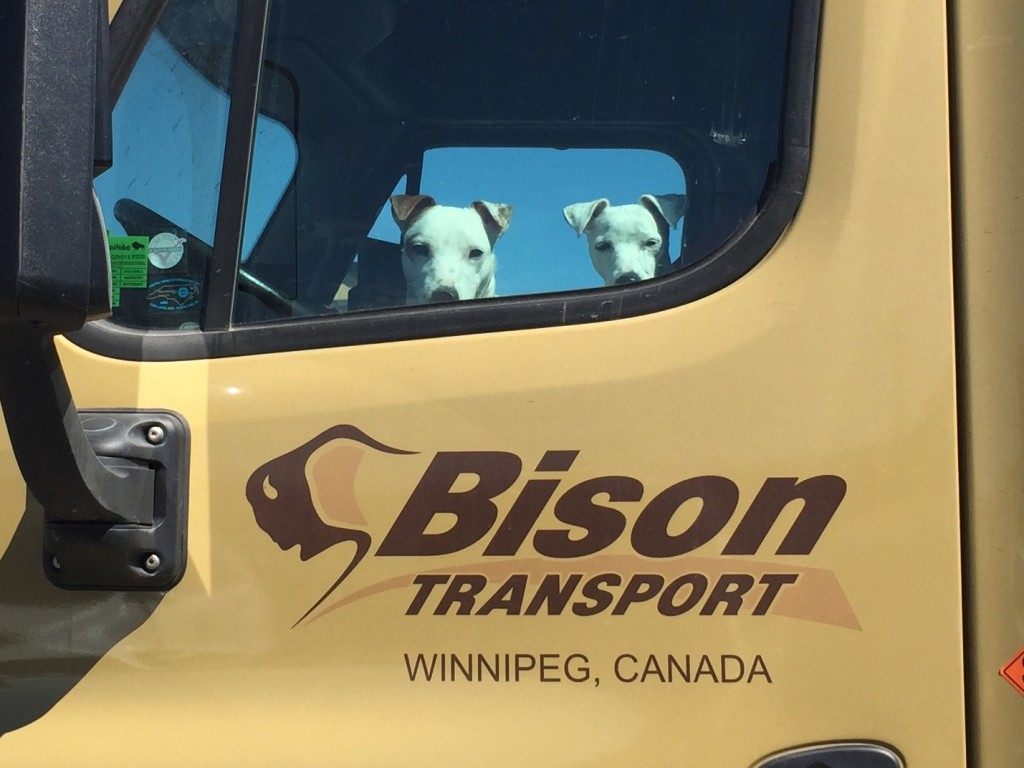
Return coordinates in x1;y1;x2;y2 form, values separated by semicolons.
0;0;188;590
0;0;113;328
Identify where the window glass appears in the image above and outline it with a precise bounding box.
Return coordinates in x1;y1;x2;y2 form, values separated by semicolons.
94;1;242;329
94;0;293;329
94;0;798;333
234;0;792;322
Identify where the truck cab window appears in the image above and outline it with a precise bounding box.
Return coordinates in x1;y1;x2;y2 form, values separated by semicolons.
93;3;297;330
89;0;805;350
236;0;788;323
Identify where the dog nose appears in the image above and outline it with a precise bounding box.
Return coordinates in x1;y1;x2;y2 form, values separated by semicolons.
429;289;459;303
615;273;642;285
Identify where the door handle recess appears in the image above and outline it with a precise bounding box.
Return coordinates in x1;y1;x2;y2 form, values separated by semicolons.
753;742;904;768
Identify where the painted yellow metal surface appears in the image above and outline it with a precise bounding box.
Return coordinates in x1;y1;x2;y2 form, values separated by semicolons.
951;1;1024;764
0;2;971;766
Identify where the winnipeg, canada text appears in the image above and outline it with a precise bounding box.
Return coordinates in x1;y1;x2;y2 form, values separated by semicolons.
403;652;772;685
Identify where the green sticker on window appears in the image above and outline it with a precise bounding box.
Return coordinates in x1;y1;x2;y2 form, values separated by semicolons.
108;235;150;307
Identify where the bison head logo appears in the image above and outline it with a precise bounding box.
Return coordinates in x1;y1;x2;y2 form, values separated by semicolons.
246;425;416;625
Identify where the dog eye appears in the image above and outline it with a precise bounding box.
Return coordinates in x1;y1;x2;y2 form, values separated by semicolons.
645;239;660;248
595;242;613;252
468;248;484;260
408;243;431;258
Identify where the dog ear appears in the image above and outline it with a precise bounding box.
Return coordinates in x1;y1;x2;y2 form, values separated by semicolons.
390;195;437;231
471;201;515;241
562;199;610;236
639;194;688;229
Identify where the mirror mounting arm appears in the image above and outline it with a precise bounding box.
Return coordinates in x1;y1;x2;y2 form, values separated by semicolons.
0;319;190;591
0;323;154;526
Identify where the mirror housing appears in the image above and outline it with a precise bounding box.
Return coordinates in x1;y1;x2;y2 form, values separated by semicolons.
0;0;113;329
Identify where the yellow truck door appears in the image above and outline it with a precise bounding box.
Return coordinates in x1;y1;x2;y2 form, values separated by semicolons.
3;0;1015;765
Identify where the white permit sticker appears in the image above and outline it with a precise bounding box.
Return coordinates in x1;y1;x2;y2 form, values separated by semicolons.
149;232;186;269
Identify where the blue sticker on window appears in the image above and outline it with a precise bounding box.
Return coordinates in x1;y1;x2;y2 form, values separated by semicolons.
148;278;202;311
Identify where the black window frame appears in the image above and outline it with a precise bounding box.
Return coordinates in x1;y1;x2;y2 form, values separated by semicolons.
75;0;821;362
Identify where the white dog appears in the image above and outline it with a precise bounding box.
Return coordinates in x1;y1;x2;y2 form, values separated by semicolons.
562;194;687;286
390;195;514;304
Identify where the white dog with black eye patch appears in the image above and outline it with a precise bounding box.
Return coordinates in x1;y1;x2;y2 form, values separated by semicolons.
390;195;514;304
562;194;687;286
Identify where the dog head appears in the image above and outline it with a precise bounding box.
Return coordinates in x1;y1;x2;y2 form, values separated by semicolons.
562;194;687;286
390;195;514;304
